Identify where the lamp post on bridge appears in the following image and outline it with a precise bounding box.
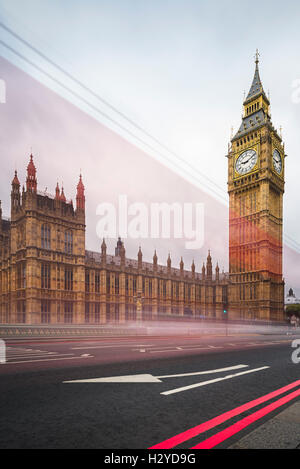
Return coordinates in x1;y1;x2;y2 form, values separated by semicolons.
223;306;228;336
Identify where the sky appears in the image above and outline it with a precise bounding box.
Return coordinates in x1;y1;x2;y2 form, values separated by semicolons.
0;0;300;291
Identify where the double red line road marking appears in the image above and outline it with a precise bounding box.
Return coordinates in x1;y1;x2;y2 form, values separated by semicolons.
149;379;300;449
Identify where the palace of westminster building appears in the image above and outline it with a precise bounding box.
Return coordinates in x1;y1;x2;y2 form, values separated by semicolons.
0;56;285;324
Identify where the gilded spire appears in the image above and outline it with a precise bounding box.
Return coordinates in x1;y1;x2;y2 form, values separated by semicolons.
233;52;270;141
244;50;268;104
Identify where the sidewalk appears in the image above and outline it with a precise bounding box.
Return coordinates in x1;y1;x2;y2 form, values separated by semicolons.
229;401;300;449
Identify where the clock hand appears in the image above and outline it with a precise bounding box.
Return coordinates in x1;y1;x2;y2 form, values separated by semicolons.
242;157;251;165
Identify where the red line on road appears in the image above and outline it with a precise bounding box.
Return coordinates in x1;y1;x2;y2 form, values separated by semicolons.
149;379;300;449
191;388;300;448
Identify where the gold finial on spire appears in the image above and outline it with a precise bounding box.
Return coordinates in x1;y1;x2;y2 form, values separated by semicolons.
255;49;260;65
279;126;283;138
230;126;234;139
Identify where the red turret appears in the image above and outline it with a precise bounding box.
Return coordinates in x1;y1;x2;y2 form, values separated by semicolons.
191;259;195;278
12;170;20;187
26;154;37;193
55;182;60;200
60;187;66;203
153;250;158;272
11;170;21;210
138;246;143;269
206;249;212;281
76;174;85;211
167;253;171;271
180;257;184;276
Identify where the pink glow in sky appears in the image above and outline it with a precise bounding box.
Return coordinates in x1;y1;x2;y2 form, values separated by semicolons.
0;56;299;293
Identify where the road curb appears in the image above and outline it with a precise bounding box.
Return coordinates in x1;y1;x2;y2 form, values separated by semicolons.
229;401;300;449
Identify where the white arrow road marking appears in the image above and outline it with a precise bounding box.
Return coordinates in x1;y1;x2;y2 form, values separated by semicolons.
64;374;162;383
156;364;248;379
63;365;249;385
161;366;270;396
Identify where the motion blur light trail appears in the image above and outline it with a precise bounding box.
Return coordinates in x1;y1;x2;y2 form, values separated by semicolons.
149;379;300;449
192;388;300;449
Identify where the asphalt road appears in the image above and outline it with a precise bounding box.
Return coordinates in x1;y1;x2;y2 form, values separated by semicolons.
0;332;299;449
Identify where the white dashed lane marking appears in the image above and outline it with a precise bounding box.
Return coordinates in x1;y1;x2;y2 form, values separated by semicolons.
5;347;93;364
130;339;292;353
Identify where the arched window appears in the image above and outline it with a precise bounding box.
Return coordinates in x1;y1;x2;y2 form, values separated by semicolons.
95;303;100;323
85;271;90;292
64;302;73;323
41;263;51;289
64;267;73;291
64;231;73;254
163;281;166;297
133;277;137;294
115;274;119;294
95;272;100;293
41;224;51;249
41;300;51;323
149;279;152;297
106;274;110;294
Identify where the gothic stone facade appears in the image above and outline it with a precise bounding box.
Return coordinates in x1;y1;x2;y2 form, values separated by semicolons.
0;56;285;324
0;156;228;324
227;55;285;321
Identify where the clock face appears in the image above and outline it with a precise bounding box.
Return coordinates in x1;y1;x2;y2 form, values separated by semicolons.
273;149;282;174
235;149;258;175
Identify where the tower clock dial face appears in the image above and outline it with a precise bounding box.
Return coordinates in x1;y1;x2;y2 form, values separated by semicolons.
273;149;282;174
235;149;258;175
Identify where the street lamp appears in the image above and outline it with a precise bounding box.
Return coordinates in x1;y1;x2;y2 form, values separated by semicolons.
223;307;228;336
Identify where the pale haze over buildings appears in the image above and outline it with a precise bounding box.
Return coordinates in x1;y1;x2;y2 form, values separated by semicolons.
0;0;300;294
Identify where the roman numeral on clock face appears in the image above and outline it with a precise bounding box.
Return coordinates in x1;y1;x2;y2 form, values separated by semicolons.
235;149;257;175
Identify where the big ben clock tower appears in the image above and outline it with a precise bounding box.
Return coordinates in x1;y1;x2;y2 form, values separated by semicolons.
228;51;285;321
